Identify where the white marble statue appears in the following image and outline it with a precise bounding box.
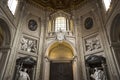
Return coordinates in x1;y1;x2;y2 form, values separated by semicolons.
91;68;106;80
18;68;30;80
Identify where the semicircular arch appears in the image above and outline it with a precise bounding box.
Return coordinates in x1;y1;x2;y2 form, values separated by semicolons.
110;14;120;42
45;41;76;60
0;18;11;46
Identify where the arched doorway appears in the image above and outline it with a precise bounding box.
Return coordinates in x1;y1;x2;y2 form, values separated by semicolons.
0;18;11;80
43;42;78;80
110;14;120;75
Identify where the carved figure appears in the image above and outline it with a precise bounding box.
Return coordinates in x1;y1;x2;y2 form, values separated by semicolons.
31;40;37;53
21;38;28;51
86;40;94;51
20;37;37;53
91;68;106;80
56;30;65;41
93;37;101;49
18;68;30;80
85;36;101;52
27;40;33;52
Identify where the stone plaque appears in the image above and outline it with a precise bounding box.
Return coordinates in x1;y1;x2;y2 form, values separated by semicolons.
85;36;101;52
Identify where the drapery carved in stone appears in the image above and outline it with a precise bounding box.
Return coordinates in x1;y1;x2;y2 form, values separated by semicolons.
20;37;37;53
85;36;101;52
85;55;108;80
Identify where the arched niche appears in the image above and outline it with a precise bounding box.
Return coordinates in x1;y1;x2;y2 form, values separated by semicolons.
0;18;11;47
110;14;120;74
0;26;4;46
48;42;74;60
43;41;78;80
0;18;11;80
85;55;108;80
110;14;120;42
13;56;36;80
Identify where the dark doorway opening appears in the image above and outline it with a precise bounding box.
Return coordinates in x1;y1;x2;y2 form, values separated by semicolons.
50;62;73;80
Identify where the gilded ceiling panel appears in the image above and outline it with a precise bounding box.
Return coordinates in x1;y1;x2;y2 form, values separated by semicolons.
29;0;85;10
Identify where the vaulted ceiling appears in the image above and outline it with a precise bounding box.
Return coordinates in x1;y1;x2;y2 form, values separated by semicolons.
29;0;85;10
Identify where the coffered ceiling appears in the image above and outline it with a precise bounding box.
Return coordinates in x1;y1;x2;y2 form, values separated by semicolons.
28;0;85;10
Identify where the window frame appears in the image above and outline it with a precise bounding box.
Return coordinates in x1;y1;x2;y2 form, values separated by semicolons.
7;0;18;15
55;17;67;32
103;0;111;11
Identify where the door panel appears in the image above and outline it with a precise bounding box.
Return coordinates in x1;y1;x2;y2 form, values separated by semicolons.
50;62;73;80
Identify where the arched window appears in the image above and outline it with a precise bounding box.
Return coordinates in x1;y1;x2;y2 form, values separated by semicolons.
8;0;18;14
103;0;111;11
55;17;66;32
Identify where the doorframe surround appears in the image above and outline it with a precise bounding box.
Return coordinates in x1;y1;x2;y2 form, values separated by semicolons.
43;41;79;80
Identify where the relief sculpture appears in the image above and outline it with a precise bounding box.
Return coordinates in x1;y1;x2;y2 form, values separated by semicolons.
85;36;101;52
20;37;37;53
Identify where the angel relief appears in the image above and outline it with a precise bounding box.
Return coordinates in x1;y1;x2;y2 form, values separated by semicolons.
85;36;101;52
20;37;37;53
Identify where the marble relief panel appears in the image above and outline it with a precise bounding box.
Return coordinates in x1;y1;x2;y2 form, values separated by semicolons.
20;36;37;53
84;34;102;54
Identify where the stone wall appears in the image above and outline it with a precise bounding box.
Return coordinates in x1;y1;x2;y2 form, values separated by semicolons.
0;0;120;80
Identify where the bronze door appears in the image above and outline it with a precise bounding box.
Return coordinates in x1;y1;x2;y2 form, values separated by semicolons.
50;62;73;80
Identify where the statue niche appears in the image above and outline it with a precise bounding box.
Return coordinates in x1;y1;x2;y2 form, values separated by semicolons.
13;56;36;80
85;55;109;80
